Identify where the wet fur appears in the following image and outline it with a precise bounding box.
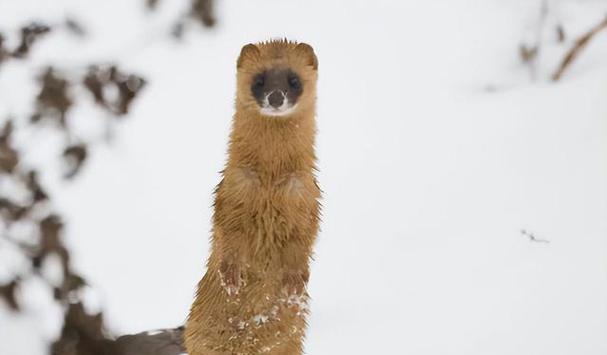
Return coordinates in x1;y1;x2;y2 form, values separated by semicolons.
185;40;320;355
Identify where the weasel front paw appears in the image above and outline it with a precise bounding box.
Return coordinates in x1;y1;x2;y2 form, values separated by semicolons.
219;261;244;296
281;270;309;296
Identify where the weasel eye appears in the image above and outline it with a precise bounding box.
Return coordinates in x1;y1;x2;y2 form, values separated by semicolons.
253;75;265;88
288;75;301;90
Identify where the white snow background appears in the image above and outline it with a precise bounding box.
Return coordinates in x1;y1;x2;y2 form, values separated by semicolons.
1;0;607;354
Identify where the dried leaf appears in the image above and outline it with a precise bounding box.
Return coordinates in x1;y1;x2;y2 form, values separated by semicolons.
38;214;71;278
12;22;51;58
63;144;87;179
0;198;28;221
83;66;106;106
519;44;538;63
0;120;19;173
39;214;64;251
116;74;146;115
65;273;87;292
0;280;20;311
25;170;48;203
190;0;216;27
83;65;146;115
34;67;73;126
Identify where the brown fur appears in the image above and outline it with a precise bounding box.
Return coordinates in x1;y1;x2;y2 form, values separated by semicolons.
185;40;320;355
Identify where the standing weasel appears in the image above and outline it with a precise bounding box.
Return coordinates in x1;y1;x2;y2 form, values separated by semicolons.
185;40;320;355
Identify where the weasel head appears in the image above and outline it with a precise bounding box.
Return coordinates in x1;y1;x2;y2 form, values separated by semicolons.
236;39;318;119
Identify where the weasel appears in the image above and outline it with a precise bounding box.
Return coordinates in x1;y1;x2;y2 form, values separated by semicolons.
185;39;320;355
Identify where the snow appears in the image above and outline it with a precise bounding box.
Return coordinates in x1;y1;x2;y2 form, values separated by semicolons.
39;253;64;288
145;329;165;336
0;276;64;355
1;0;607;354
252;314;270;326
0;238;30;284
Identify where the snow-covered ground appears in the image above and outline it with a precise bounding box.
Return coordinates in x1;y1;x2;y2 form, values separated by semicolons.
1;0;607;354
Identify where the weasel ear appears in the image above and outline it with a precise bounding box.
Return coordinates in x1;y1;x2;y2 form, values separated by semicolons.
237;43;260;68
295;43;318;70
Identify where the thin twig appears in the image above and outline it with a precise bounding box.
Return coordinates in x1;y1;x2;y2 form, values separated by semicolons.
521;229;550;243
552;15;607;81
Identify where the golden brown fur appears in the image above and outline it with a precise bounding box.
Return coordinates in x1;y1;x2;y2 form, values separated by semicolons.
185;40;320;355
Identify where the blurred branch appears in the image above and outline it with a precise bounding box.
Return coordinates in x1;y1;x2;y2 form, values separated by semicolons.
0;16;146;355
1;2;219;352
552;15;607;81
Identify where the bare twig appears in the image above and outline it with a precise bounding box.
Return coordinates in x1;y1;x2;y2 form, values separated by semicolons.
552;15;607;81
520;229;550;243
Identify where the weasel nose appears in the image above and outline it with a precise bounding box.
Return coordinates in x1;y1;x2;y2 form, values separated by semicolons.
268;91;284;108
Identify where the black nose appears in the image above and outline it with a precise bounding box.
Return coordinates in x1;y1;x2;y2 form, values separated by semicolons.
268;91;284;108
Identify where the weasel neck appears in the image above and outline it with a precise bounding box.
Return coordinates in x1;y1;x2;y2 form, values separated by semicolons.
226;108;317;177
